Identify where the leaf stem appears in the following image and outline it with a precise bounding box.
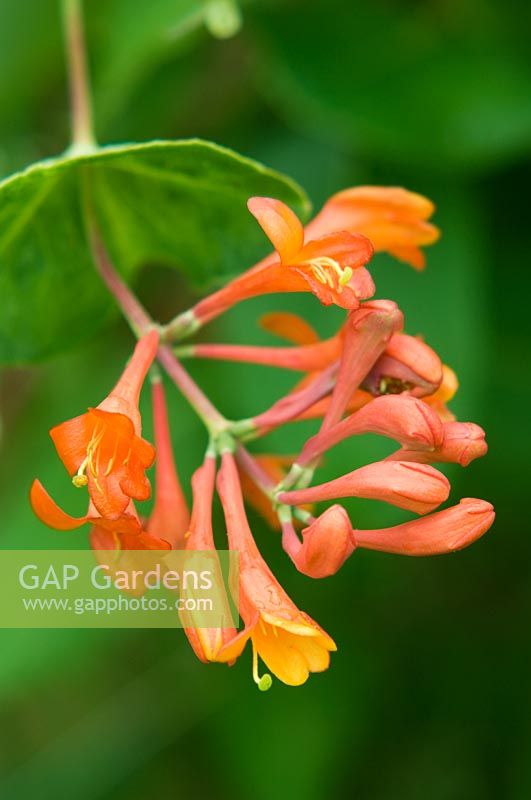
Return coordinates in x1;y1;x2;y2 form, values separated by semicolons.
61;0;96;153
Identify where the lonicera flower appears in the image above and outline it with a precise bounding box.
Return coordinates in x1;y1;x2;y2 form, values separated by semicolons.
192;197;375;322
355;498;495;555
146;378;190;547
189;312;341;372
188;310;447;437
213;452;336;688
282;332;445;431
279;460;450;516
36;330;159;521
283;497;494;572
182;457;238;663
305;186;440;270
85;381;189;594
298;394;445;468
173;185;439;337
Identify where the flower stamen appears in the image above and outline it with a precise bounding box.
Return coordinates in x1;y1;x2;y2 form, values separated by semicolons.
72;456;89;488
303;256;353;293
252;639;273;692
72;427;106;489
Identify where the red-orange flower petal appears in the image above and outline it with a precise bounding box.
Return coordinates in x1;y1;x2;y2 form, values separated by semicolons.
183;457;239;663
247;197;304;262
259;312;320;345
306;186;440;270
147;380;190;547
286;505;356;579
214;453;336;686
30;479;88;531
50;408;155;518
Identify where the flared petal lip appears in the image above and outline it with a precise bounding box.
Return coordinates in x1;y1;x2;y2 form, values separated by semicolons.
261;611;337;650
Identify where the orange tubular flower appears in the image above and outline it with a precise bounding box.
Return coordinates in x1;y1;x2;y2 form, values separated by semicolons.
182;457;238;663
192;197;375;322
146;379;190;548
190;312;341;372
298;394;445;468
285;498;494;567
214;453;336;688
280;461;451;516
40;331;159;520
305;186;440;270
355;498;495;556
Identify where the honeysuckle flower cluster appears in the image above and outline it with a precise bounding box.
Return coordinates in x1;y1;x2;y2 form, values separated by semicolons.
31;186;495;689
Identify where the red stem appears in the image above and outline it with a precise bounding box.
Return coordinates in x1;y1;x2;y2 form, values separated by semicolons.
88;224;226;430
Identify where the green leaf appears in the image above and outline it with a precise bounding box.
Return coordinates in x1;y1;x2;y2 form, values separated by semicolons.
0;138;309;365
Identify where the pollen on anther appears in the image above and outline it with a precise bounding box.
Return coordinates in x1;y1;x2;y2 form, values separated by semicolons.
72;474;88;488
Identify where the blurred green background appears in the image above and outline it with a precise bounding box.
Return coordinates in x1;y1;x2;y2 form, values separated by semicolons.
0;0;529;797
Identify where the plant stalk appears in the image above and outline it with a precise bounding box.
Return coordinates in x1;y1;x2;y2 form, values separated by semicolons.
62;0;96;152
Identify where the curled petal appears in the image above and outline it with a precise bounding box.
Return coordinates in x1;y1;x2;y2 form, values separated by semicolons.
214;623;254;665
286;506;356;579
248;197;304;263
280;461;450;515
30;480;88;531
90;519;170;599
355;498;495;555
296;230;374;270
